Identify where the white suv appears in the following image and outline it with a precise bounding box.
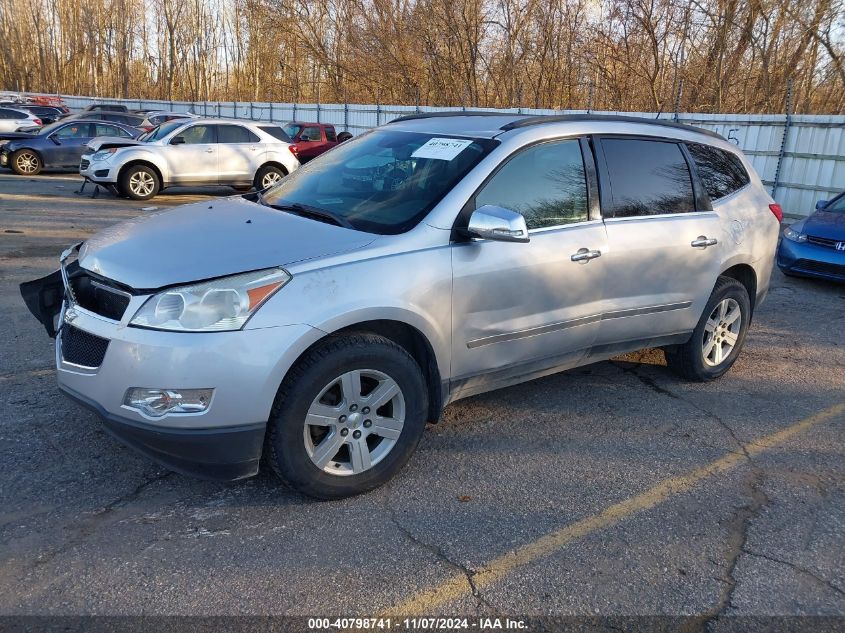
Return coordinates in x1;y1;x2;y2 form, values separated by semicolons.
79;118;300;199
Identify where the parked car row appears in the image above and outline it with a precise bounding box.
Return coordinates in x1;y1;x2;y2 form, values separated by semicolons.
0;106;354;199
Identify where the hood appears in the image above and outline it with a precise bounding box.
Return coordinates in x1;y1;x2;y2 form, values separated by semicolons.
802;210;845;241
78;197;377;289
0;131;37;143
86;136;143;152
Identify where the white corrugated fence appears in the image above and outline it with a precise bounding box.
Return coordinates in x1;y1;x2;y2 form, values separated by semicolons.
54;94;845;217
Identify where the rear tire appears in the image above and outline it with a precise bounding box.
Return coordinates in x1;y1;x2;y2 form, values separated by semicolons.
665;277;751;381
254;164;286;190
266;333;428;499
120;164;160;200
11;149;42;175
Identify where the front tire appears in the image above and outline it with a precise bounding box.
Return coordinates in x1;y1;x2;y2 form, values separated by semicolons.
120;164;160;200
11;149;42;175
267;333;428;499
666;277;751;381
254;164;286;190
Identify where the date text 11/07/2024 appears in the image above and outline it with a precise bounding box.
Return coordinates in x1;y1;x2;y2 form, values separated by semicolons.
307;617;529;630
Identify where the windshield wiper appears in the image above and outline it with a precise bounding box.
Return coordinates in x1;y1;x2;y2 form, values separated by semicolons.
262;200;354;229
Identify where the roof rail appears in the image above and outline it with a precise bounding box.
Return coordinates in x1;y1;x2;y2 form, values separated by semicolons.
390;111;512;123
500;114;724;140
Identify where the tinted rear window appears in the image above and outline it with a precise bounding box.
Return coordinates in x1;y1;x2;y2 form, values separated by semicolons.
686;142;750;201
259;125;292;142
217;125;260;143
601;138;695;217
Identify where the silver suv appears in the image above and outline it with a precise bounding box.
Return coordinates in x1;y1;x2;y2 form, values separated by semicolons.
22;113;780;499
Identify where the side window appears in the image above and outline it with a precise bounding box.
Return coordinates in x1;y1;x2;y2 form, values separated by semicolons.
686;142;750;201
217;125;259;143
0;109;14;119
475;139;589;230
55;123;91;138
601;138;695;217
325;126;337;142
300;126;321;141
95;124;130;137
178;125;215;144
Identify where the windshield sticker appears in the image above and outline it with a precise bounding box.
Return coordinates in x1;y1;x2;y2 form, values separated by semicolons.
411;138;473;160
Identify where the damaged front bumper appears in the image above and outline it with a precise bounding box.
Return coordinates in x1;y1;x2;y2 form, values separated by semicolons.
19;244;322;480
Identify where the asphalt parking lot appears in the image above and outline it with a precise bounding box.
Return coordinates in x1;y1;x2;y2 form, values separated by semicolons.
1;173;843;625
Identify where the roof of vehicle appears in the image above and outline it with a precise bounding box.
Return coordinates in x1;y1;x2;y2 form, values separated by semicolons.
386;111;725;142
0;106;35;116
284;121;334;127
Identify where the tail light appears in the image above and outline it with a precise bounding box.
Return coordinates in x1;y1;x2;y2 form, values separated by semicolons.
769;203;784;223
34;118;42;126
289;144;299;158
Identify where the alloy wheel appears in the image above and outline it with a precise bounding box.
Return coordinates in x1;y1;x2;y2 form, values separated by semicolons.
15;152;39;174
129;171;155;197
303;369;406;476
261;171;282;188
702;298;742;367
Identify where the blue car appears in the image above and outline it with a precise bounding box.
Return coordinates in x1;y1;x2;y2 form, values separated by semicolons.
0;119;141;176
777;192;845;281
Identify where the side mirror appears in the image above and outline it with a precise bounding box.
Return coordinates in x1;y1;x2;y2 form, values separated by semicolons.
170;136;185;145
48;135;61;145
816;200;828;210
464;205;529;243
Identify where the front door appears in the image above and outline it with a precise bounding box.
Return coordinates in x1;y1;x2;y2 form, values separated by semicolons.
451;138;608;397
164;124;218;184
593;136;723;346
50;122;94;167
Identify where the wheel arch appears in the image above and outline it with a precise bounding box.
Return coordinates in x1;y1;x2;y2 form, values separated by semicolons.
281;318;446;425
118;159;164;187
719;263;758;313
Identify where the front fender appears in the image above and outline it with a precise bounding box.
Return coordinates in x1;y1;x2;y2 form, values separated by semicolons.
111;148;169;181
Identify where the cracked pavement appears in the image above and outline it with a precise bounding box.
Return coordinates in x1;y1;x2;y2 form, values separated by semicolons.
1;173;844;618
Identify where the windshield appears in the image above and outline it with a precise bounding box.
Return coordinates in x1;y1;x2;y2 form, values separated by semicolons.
283;123;303;138
261;129;497;234
824;195;845;213
138;120;185;142
38;121;67;135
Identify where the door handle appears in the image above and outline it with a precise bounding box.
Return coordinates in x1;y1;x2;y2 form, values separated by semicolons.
691;236;718;248
571;248;602;262
205;148;214;153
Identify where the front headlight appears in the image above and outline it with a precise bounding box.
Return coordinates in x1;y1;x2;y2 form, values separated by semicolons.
782;226;807;243
130;267;291;332
91;148;117;161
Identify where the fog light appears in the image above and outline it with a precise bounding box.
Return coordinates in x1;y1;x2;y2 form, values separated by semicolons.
124;388;213;417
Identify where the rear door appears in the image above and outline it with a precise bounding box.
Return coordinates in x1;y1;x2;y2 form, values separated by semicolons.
593;136;722;346
451;137;608;394
216;124;261;183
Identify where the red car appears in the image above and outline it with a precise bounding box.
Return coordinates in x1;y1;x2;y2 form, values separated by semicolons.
26;95;69;113
283;121;351;163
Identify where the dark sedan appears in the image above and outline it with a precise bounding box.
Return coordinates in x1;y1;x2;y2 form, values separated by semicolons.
20;105;65;125
0;120;141;175
777;192;845;281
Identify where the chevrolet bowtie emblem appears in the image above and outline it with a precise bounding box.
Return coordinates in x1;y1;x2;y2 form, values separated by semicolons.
64;308;78;323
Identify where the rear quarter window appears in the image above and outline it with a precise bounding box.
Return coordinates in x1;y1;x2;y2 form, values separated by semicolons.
258;126;292;143
686;142;750;201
